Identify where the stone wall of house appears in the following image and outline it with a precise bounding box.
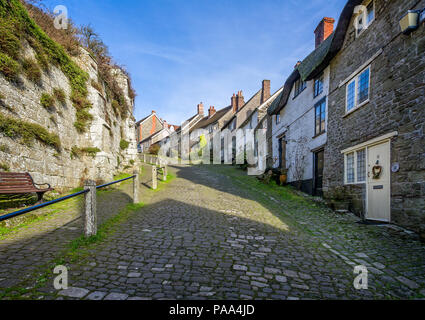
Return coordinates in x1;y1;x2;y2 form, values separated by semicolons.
324;0;425;233
0;45;137;191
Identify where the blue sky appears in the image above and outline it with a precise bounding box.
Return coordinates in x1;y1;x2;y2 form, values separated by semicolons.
42;0;346;125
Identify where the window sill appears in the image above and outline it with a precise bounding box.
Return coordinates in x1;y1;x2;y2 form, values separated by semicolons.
312;131;326;139
343;99;369;118
344;182;366;186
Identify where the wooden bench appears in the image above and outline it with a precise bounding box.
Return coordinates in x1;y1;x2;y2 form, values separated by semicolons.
0;172;54;203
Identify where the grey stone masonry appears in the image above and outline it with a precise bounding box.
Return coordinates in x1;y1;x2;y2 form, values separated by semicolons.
152;165;158;190
324;0;425;235
84;180;97;237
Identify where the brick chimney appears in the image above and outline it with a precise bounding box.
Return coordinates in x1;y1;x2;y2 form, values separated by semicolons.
152;110;156;114
208;106;216;118
231;93;237;113
314;17;335;48
197;102;204;116
261;80;271;104
294;61;301;69
236;91;245;110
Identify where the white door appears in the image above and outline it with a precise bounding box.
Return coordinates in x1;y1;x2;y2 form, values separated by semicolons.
366;141;390;222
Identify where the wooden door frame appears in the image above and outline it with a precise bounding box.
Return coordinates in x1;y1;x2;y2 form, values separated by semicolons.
365;140;391;222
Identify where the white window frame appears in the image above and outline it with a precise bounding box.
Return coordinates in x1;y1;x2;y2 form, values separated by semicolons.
344;148;367;185
345;65;371;114
355;0;375;38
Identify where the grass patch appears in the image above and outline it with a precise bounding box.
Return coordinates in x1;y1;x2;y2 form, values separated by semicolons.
0;162;9;171
0;52;20;81
0;144;9;153
0;112;61;151
53;88;66;104
22;58;41;83
40;92;54;109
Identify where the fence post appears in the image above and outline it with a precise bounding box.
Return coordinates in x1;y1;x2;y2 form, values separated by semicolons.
163;165;167;181
133;170;139;203
143;154;146;163
152;165;157;190
84;179;97;237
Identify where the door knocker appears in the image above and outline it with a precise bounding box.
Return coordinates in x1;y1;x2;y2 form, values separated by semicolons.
372;160;383;179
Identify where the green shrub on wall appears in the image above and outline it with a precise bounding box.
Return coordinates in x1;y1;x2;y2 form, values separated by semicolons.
40;93;55;109
120;139;130;150
0;112;61;151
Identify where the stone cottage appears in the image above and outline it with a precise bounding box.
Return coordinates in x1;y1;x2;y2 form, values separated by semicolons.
313;0;424;233
136;110;165;152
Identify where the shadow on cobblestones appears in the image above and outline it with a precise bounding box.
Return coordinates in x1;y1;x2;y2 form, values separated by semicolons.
0;186;134;297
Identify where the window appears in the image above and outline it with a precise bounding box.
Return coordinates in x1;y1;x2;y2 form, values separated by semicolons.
314;99;326;136
355;1;375;37
294;78;306;97
314;74;324;97
346;66;370;113
229;118;236;131
344;148;366;184
276;114;281;124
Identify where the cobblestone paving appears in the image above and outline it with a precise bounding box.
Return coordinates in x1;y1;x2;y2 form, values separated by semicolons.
0;180;136;296
1;165;425;300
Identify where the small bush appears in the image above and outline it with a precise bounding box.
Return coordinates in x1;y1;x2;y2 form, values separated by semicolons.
91;80;102;93
129;159;135;165
22;58;42;83
80;147;101;158
53;88;66;104
0;163;10;172
0;53;20;81
0;144;10;153
70;91;92;110
70;146;100;158
120;139;130;150
40;93;55;109
111;99;120;113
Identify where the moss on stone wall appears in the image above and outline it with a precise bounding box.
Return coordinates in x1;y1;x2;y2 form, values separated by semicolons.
0;112;61;151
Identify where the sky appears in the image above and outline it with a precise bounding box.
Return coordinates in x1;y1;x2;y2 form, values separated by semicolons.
41;0;346;125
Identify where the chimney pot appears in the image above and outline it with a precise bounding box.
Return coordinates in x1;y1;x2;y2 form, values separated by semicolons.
261;80;271;104
208;106;216;118
314;17;335;48
197;102;204;116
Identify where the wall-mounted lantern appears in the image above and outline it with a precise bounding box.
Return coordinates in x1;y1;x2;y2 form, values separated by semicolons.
400;9;425;34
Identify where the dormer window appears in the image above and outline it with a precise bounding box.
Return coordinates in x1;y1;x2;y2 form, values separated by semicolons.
294;78;307;98
355;1;375;37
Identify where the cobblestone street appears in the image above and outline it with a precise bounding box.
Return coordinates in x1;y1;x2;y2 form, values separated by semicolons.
0;165;424;300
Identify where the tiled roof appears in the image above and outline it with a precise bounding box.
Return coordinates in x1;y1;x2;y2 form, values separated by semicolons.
222;89;262;130
190;106;232;132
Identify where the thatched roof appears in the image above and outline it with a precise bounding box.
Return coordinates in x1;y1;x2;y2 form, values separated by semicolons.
268;0;363;116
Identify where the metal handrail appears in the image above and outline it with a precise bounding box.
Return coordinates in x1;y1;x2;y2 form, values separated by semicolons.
96;175;135;189
0;175;136;223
